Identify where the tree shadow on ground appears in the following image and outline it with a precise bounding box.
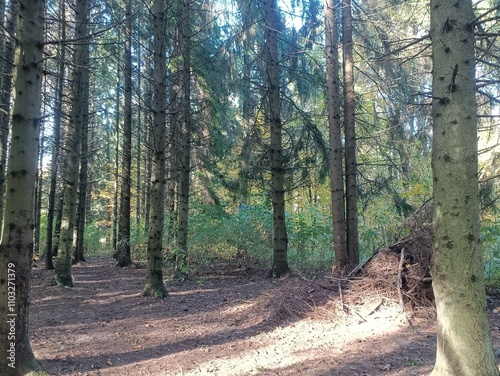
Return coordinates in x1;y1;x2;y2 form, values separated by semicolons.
29;257;500;375
30;257;316;375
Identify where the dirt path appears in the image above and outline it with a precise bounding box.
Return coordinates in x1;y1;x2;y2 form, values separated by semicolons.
29;257;500;375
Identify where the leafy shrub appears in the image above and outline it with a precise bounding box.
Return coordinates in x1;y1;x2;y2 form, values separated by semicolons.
188;203;273;267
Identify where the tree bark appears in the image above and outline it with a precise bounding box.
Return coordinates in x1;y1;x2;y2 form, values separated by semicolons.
237;0;257;205
175;0;192;279
430;0;499;374
55;0;90;287
45;0;66;270
142;0;168;298
116;0;133;267
265;0;289;278
0;0;49;373
325;0;348;269
342;0;359;267
112;66;120;251
0;0;19;236
74;119;89;263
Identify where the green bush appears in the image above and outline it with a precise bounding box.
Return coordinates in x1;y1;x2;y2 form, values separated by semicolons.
188;203;273;266
286;206;334;275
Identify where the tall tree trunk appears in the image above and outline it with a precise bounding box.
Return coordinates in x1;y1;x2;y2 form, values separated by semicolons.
55;0;90;287
112;66;120;251
342;0;358;266
237;0;256;205
34;125;45;256
166;38;180;249
430;0;499;374
135;17;143;236
144;38;154;234
74;119;89;263
142;0;168;298
0;0;19;235
0;0;49;373
45;0;66;270
175;0;192;279
265;0;289;278
325;0;348;270
116;0;133;267
144;122;153;233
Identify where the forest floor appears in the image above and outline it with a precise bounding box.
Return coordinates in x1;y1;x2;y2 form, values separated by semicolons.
30;256;500;376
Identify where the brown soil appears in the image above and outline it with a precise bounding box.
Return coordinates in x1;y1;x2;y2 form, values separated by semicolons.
30;257;500;376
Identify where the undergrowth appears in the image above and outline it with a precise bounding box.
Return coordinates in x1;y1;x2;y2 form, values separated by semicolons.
36;202;500;286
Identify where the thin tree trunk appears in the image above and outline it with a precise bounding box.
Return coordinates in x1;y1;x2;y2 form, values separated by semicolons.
52;196;63;257
166;39;180;249
55;0;90;287
0;0;19;235
325;0;348;270
175;0;192;279
116;0;133;267
342;0;358;266
237;0;256;205
0;0;48;373
74;119;89;263
144;124;153;233
142;0;168;298
45;0;66;270
265;0;289;278
34;124;45;256
112;66;120;251
430;0;499;374
136;23;142;236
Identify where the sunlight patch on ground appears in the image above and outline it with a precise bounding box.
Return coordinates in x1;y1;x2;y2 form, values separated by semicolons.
161;308;406;375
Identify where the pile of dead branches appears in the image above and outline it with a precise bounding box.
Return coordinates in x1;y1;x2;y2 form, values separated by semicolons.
346;200;434;310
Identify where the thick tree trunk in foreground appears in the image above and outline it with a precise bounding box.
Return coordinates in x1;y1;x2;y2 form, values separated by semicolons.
265;0;289;278
430;0;499;374
324;0;348;269
0;0;19;235
0;0;49;374
142;0;168;298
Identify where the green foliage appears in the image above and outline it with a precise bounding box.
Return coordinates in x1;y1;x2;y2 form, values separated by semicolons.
286;206;334;274
482;220;500;288
83;222;114;257
188;203;273;267
187;202;335;275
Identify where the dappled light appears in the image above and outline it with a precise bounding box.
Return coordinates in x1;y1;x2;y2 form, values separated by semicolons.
29;257;500;375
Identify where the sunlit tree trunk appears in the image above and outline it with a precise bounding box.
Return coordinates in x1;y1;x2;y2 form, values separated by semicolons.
342;0;358;266
142;0;168;298
116;0;133;267
175;0;192;278
430;0;499;374
265;0;289;278
112;65;120;251
0;0;49;373
325;0;348;269
56;0;90;287
0;0;19;235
